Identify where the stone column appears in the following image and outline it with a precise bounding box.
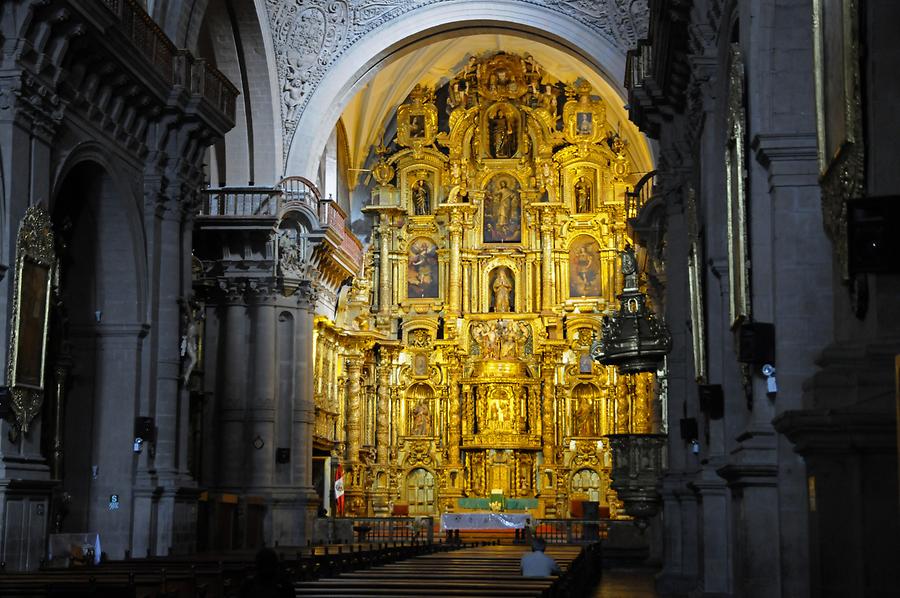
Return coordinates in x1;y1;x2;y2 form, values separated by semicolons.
248;286;277;489
447;210;463;315
270;283;318;546
88;324;148;559
154;196;186;475
219;285;248;489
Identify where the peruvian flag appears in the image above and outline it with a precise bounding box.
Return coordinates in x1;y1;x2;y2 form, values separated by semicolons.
334;464;345;516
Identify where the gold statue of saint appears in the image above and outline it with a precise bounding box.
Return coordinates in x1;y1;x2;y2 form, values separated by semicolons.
492;268;513;312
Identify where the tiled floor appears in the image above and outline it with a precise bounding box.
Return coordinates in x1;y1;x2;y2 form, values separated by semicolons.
591;569;659;597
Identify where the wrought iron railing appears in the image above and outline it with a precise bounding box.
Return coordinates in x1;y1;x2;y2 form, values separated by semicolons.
534;519;607;545
342;517;435;545
625;170;658;220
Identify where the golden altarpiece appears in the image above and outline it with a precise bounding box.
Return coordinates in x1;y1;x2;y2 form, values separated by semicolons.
314;53;657;519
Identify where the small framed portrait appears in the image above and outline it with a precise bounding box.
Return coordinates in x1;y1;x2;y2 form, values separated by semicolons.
576;112;593;136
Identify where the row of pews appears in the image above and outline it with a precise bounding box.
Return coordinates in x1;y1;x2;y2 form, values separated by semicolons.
0;541;451;597
294;542;602;597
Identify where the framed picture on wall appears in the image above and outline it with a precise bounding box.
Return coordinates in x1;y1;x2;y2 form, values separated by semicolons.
7;206;57;434
812;0;864;278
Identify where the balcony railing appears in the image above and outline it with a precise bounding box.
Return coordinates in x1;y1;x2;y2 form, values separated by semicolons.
199;178;364;269
100;0;238;122
625;170;658;220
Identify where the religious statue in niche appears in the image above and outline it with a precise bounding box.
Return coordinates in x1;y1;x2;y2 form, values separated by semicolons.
407;238;438;298
411;179;430;215
277;227;305;277
412;399;432;435
574;176;592;213
408;114;425;138
576;111;594;135
569;236;603;297
489;107;517;158
490;267;515;312
575;394;595;436
180;297;204;385
483;175;521;243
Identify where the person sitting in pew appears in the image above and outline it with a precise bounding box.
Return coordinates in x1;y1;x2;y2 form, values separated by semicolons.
520;537;561;577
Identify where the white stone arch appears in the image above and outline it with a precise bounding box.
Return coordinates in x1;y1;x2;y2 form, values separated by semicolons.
288;1;649;178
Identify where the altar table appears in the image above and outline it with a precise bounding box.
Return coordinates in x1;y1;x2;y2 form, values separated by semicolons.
440;512;532;530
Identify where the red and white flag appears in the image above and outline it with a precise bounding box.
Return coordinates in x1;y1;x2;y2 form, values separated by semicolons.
334;464;344;516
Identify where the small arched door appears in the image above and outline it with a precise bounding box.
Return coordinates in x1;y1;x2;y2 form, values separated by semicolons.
406;468;436;515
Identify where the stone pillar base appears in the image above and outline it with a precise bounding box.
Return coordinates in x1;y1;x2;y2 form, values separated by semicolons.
269;489;318;547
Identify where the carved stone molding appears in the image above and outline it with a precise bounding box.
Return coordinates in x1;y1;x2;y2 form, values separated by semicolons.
264;0;649;151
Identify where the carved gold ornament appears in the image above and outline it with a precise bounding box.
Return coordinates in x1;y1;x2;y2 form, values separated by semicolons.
7;206;57;436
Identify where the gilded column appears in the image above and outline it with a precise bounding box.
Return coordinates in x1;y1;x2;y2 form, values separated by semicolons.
541;351;557;465
448;209;463;315
345;346;365;462
539;209;556;311
375;346;396;465
378;213;392;318
446;351;462;466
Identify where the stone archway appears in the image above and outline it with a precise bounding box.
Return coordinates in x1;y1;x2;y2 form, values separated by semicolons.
277;0;652;177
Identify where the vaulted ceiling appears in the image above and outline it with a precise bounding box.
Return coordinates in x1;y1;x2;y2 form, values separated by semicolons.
338;33;654;187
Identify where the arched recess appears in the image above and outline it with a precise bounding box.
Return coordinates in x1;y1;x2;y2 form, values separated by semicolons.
48;156;148;557
288;1;654;178
571;468;603;503
195;0;282;185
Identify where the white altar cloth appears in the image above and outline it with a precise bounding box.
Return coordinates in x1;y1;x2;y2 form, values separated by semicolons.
440;512;532;530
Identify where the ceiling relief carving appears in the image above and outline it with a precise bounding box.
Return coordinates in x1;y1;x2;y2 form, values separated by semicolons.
265;0;649;154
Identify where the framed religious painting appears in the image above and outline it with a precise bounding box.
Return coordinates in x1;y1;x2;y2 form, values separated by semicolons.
724;44;751;328
482;174;522;244
397;85;438;152
685;188;707;383
7;206;57;435
562;83;606;145
406;237;439;300
812;0;864;278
